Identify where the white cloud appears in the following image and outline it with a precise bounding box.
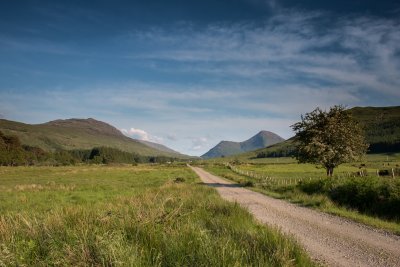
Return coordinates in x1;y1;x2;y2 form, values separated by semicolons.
190;137;209;151
121;128;149;140
120;127;163;143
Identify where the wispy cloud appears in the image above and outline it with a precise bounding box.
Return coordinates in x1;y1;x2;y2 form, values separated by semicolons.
126;11;400;99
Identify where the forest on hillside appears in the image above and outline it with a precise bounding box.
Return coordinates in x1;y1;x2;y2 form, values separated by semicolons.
0;131;179;166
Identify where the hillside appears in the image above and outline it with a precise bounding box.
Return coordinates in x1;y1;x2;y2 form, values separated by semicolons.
349;106;400;153
0;118;188;158
245;106;400;159
202;131;284;159
138;140;181;154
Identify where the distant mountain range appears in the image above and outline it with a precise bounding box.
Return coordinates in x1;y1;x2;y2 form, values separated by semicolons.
202;131;284;159
0;118;189;158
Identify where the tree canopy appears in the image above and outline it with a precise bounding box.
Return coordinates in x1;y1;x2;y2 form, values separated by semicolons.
291;106;369;177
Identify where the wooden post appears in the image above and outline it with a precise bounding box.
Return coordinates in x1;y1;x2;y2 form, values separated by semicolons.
392;168;395;179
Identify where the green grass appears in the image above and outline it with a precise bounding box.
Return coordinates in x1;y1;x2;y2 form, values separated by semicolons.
201;156;400;235
0;165;314;266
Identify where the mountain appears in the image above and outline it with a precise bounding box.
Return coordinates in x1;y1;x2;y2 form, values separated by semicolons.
0;118;188;158
138;140;181;154
202;131;284;159
249;106;400;159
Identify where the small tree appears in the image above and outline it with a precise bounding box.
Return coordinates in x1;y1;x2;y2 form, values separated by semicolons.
291;106;368;177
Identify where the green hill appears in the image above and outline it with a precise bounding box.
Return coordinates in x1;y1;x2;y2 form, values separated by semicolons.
227;106;400;160
349;106;400;153
0;118;188;158
202;131;284;159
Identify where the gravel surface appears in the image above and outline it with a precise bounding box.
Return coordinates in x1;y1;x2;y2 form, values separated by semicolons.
190;166;400;267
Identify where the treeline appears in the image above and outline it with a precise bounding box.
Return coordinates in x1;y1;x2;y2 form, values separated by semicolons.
256;149;295;158
255;140;296;159
361;119;400;153
0;131;180;166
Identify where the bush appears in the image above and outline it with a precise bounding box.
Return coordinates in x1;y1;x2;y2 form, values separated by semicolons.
298;179;329;195
174;177;185;183
299;177;400;220
329;177;381;213
242;180;254;187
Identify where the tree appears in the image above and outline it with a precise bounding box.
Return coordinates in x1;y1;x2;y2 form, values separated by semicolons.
291;106;369;177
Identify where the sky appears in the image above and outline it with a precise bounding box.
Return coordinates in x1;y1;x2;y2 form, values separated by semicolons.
0;0;399;156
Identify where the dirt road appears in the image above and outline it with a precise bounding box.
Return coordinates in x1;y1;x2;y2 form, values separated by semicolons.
190;166;400;267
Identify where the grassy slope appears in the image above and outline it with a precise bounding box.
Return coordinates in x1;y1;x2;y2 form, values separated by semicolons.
0;119;188;158
350;106;400;151
0;165;314;266
202;141;243;158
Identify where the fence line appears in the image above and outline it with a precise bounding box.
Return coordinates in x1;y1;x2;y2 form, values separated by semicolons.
225;163;316;187
224;163;398;187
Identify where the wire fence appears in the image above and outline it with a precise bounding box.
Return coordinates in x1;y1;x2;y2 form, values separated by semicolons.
225;163;397;187
225;163;322;187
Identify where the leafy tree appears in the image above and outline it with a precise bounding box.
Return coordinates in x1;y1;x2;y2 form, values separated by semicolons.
291;106;369;177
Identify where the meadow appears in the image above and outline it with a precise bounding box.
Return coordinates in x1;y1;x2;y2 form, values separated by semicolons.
201;154;400;234
0;164;314;266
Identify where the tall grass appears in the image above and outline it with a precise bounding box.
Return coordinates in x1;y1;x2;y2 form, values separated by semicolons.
0;165;314;266
203;163;400;234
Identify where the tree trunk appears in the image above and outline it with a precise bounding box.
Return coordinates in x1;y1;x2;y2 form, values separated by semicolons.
326;167;334;177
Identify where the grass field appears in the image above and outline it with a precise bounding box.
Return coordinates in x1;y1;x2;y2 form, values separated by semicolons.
201;154;400;234
0;164;314;266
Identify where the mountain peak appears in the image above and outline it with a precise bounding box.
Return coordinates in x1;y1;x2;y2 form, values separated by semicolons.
202;130;284;159
44;118;124;138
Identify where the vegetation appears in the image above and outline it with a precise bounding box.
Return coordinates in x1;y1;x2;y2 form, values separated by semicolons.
349;106;400;153
0;118;189;158
249;106;400;160
0;130;182;166
201;155;400;234
298;176;400;219
292;106;368;176
256;138;296;158
0;165;314;266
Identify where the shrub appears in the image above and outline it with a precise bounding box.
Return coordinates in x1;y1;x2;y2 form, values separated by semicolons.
299;177;400;220
242;180;254;187
298;179;329;195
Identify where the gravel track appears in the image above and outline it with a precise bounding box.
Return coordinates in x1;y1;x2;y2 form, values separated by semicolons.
190;166;400;267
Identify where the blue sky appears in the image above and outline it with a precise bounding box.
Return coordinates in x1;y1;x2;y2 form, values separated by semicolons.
1;0;399;156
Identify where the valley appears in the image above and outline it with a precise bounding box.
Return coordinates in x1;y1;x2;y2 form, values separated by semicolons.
1;106;400;266
2;1;400;266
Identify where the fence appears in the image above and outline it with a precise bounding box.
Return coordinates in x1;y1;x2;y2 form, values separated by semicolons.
225;164;397;187
225;163;321;187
